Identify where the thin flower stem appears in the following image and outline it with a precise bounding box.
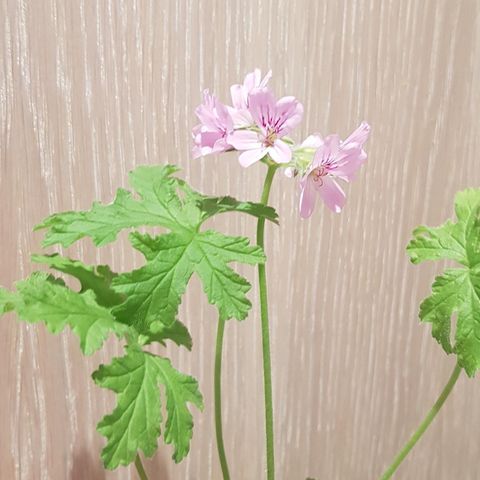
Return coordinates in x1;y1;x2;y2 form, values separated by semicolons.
134;454;149;480
257;164;278;480
214;317;231;480
380;363;462;480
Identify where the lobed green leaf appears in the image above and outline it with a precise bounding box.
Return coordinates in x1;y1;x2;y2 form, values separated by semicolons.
407;188;480;375
111;230;265;337
0;272;126;354
32;253;124;307
197;195;279;224
92;346;203;469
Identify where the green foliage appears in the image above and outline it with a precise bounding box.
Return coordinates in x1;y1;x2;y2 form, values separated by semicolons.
1;272;125;354
0;288;17;314
1;164;276;469
407;189;480;376
92;345;203;469
197;195;279;223
112;230;265;337
36;165;271;338
32;253;123;307
36;165;277;247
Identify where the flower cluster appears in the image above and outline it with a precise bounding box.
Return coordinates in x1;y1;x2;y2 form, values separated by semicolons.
192;69;370;218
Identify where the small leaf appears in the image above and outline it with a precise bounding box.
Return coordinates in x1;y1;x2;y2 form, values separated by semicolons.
197;195;279;224
32;253;124;307
92;346;203;469
146;319;192;350
407;188;480;376
0;288;17;314
2;272;126;355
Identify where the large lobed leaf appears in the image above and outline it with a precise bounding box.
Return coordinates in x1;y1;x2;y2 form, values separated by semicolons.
92;345;203;469
35;165;273;340
112;230;265;338
407;189;480;376
35;165;277;247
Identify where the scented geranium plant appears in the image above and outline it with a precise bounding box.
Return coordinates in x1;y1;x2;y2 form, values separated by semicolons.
0;69;370;479
29;67;480;480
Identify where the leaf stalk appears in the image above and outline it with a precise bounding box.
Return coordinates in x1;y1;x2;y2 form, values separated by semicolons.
134;454;149;480
379;363;462;479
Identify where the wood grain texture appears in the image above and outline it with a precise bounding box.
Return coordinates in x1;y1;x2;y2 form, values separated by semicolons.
1;0;480;478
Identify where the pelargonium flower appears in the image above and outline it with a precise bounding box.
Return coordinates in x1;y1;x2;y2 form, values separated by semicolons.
229;69;272;127
298;122;371;217
228;88;304;168
192;90;234;159
284;134;324;178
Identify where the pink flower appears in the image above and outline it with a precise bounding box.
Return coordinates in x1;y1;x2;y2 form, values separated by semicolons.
299;122;371;217
228;88;304;167
192;90;234;159
229;69;272;127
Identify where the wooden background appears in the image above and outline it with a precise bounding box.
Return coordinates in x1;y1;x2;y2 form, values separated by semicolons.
1;0;480;478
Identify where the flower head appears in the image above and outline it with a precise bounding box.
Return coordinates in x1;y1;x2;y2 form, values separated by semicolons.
299;122;371;217
228;88;304;167
229;69;272;127
192;90;234;159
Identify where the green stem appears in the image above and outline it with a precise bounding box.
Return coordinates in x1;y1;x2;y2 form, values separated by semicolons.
257;164;278;480
134;454;149;480
214;317;231;480
380;363;462;479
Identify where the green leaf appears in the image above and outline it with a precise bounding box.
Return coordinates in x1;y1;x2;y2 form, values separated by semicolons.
112;232;196;335
92;346;203;469
142;319;193;350
0;288;17;314
193;230;265;320
32;254;124;307
1;272;126;354
197;195;279;224
407;188;480;376
35;165;200;247
35;165;278;249
111;230;265;336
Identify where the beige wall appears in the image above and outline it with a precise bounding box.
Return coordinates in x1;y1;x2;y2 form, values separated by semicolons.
1;0;480;478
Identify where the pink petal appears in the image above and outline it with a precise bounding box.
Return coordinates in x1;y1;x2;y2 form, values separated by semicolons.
259;70;272;88
217;101;234;130
299;134;323;149
228;106;254;128
318;177;346;213
323;134;340;158
299;177;317;218
192;145;203;159
230;84;246;110
238;148;267;168
275;97;304;135
200;131;223;148
333;146;366;181
228;130;262;150
248;88;276;128
268;139;291;164
243;69;261;91
343;121;371;148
